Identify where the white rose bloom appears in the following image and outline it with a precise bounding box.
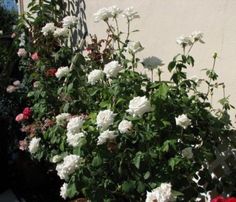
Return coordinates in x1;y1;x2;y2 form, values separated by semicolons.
56;113;71;126
60;183;68;199
97;130;116;145
67;116;84;134
17;48;27;57
190;31;204;43
175;114;191;129
55;66;70;79
41;22;56;36
108;5;122;17
33;81;40;88
56;154;81;180
182;147;193;159
176;36;193;46
88;69;104;85
126;41;144;54
142;56;164;70
51;155;62;163
118;120;133;134
122;7;140;21
62;16;78;28
103;61;122;78
94;8;112;22
66;132;85;147
13;80;21;86
6;85;17;93
145;183;172;202
29;137;41;154
54;27;69;37
127;96;152;117
96;109;116;130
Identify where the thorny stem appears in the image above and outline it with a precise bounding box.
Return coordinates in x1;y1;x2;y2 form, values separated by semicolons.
125;20;130;42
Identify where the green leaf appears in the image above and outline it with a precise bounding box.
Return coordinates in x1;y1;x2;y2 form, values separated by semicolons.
137;181;145;193
168;61;176;72
169;157;181;170
144;171;150;180
121;180;136;193
92;155;103;167
132;152;142;169
67;182;78;198
157;83;169;99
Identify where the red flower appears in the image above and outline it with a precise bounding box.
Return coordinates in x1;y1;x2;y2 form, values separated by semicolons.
211;196;226;202
46;68;57;77
31;52;39;61
23;107;32;119
225;198;236;202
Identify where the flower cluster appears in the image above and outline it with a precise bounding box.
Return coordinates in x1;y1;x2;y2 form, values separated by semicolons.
6;80;21;93
176;31;204;47
15;107;32;122
146;183;173;202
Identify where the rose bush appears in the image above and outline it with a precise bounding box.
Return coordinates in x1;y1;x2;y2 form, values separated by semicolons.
15;2;235;201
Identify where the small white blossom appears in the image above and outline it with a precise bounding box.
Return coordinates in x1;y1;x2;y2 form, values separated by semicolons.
60;183;68;199
190;31;204;43
41;23;56;36
55;66;70;79
142;56;164;70
62;16;78;28
13;80;21;86
0;30;3;35
122;7;140;21
103;61;122;78
118;120;133;134
88;69;104;85
127;96;152;117
17;48;27;57
96;109;116;130
29;137;41;154
126;41;144;54
56;113;71;126
108;5;122;18
146;183;173;202
97;130;116;145
94;8;112;22
176;36;193;46
6;85;17;93
33;81;40;88
54;27;69;37
182;147;193;159
56;154;81;180
175;114;191;129
67;116;84;134
66;132;85;147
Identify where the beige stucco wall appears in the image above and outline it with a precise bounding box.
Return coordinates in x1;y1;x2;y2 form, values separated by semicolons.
86;0;236;124
21;0;236;124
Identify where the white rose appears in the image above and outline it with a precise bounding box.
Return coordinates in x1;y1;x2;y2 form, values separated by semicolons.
96;109;116;130
88;69;104;85
190;31;204;43
66;132;85;147
56;113;71;126
97;130;116;145
13;80;21;86
29;137;41;154
126;41;144;54
41;22;56;36
146;183;172;202
94;8;112;22
17;48;27;57
60;183;68;199
56;154;81;180
118;120;133;134
175;114;191;129
55;66;70;79
108;5;122;18
54;27;69;37
142;56;164;70
122;7;140;21
127;96;152;117
176;36;193;46
67;116;84;134
182;147;193;159
6;85;17;93
62;16;78;28
103;61;122;78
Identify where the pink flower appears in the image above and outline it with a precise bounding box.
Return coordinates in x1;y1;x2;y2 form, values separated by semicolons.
15;113;26;122
23;107;32;119
46;68;57;77
19;140;28;151
17;48;27;57
211;196;225;202
31;52;39;61
225;198;236;202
